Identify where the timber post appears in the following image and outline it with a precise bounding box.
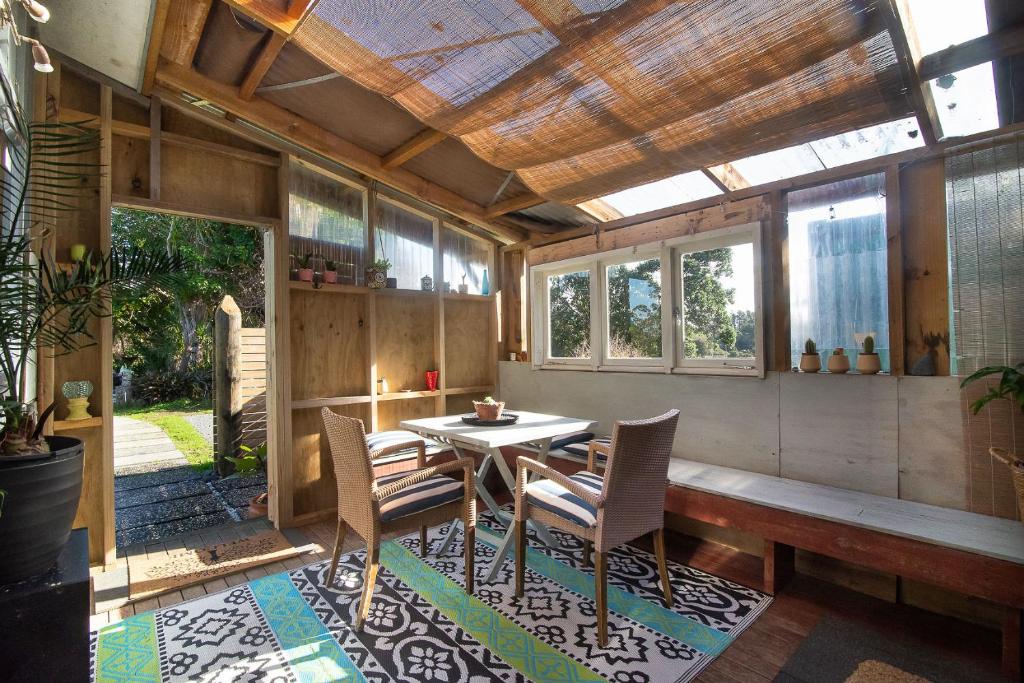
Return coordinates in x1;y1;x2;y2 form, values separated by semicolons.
214;295;242;476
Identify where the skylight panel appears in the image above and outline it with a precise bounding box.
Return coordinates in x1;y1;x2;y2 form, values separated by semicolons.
928;63;1000;138
599;171;722;217
905;0;988;57
729;145;824;186
808;117;924;167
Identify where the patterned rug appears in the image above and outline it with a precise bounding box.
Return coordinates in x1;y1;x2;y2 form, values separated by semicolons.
92;510;771;682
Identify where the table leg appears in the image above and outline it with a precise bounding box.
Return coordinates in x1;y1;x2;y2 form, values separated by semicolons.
438;446;504;557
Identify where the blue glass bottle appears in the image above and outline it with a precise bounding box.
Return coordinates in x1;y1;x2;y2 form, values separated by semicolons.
481;268;490;295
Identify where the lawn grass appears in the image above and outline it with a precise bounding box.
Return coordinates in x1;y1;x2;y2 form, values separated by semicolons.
116;400;214;471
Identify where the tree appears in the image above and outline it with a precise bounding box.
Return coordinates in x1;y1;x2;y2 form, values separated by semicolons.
112;209;264;377
549;271;590;357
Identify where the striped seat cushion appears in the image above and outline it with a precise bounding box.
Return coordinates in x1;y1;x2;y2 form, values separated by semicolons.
376;470;464;522
365;430;448;459
525;471;604;528
562;437;612;460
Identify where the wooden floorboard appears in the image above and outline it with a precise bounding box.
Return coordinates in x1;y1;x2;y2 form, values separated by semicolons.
90;518;1004;679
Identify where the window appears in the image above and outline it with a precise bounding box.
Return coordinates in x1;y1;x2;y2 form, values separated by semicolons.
677;229;761;374
531;222;763;375
545;268;592;362
442;225;492;295
787;174;889;371
604;257;662;362
375;198;436;290
289;162;366;285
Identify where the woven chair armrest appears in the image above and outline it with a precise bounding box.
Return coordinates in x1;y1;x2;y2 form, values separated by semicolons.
374;458;474;501
516;456;603;508
370;440;426;467
587;440;610;472
990;447;1022;467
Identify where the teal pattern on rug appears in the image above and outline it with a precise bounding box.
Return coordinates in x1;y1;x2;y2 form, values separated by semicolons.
250;572;366;682
92;611;161;683
477;523;732;655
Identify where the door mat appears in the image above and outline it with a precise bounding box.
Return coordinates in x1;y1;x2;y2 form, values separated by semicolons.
128;531;307;600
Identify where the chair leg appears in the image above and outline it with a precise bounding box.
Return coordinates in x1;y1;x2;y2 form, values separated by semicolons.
354;543;380;631
326;518;348;586
464;523;475;594
595;551;608;648
582;539;592;568
652;528;673;608
420;525;428;558
514;519;526;597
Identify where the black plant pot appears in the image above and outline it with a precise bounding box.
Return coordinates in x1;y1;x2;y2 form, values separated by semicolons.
0;436;84;584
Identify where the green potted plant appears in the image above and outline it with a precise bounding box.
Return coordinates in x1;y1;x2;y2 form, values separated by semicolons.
827;346;850;374
296;252;314;282
225;442;268;517
0;75;182;583
961;363;1024;520
366;257;391;289
799;338;821;373
856;335;881;374
323;257;338;284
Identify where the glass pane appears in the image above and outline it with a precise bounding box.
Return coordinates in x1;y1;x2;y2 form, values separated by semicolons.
375;200;435;290
729;144;825;185
928;63;999;138
443;228;490;294
788;173;890;371
289;163;366;285
680;243;756;360
548;271;591;359
599;171;722;217
606;259;662;359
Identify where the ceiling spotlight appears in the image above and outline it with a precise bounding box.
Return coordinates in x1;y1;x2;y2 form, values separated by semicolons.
21;0;49;23
25;38;52;72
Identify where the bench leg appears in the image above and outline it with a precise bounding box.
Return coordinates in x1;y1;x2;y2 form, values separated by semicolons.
763;539;794;595
1003;607;1022;680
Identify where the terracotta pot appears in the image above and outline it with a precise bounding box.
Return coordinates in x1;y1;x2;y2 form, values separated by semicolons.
799;353;821;373
473;401;505;421
856;353;881;374
827;353;851;374
248;492;269;518
298;268;313;282
323;270;337;284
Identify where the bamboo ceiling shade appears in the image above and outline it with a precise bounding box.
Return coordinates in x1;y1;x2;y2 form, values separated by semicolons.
265;0;916;204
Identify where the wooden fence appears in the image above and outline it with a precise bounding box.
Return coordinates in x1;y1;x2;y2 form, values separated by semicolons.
214;296;267;475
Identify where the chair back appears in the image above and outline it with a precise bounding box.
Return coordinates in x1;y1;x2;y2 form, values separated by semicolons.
321;408;377;537
600;409;680;548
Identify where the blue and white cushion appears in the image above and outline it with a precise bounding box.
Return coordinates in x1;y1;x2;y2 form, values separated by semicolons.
562;437;612;461
365;430;449;459
525;470;604;528
376;470;463;522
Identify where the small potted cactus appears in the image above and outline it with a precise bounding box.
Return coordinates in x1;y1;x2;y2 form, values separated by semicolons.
827;347;851;374
296;252;314;282
856;335;881;374
323;258;338;284
799;338;821;373
473;396;505;421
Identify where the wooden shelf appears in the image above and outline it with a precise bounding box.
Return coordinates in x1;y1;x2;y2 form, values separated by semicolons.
288;281;367;295
53;417;103;431
444;292;494;302
291;395;372;410
377;390;440;401
444;385;494;396
373;287;435;299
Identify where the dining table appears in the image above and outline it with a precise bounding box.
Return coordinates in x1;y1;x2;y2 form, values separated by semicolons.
400;409;596;582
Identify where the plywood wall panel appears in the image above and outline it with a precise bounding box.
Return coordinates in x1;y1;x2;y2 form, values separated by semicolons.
67;427;104;564
289;290;369;401
444;299;494;388
111;135;149;198
377;397;436;431
375;295;437;392
160;144;278;218
290;404;370;517
897;376;968;510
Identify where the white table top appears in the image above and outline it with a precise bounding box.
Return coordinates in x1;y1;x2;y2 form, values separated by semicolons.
668;459;1024;565
400;410;596;450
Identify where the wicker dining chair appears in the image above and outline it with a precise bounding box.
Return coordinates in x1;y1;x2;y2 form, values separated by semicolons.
321;408;477;630
514;409;680;647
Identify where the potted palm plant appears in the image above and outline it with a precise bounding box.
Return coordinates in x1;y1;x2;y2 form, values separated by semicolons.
0;75;182;583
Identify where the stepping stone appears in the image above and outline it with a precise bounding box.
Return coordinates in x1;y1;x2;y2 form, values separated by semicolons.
115;466;202;492
114;479;210;508
115;493;225;531
115;511;235;547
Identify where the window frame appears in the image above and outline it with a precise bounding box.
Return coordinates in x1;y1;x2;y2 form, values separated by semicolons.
529;221;764;377
671;223;765;378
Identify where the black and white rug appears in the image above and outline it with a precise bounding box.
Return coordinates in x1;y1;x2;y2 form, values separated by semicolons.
92;510;770;682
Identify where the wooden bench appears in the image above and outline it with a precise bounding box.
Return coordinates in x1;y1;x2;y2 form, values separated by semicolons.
660;459;1024;678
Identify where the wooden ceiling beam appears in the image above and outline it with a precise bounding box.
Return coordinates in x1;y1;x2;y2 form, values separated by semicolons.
918;23;1024;81
881;0;942;144
575;198;623;222
485;193;546;218
154;61;528;243
705;162;751;192
141;0;171;95
238;2;315;100
382;128;448;169
220;0;304;35
700;168;732;196
161;0;213;66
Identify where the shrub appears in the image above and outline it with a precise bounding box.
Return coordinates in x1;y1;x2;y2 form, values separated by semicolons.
134;368;211;404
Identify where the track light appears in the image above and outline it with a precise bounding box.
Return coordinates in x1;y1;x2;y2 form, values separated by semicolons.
25;38;52;72
21;0;48;23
